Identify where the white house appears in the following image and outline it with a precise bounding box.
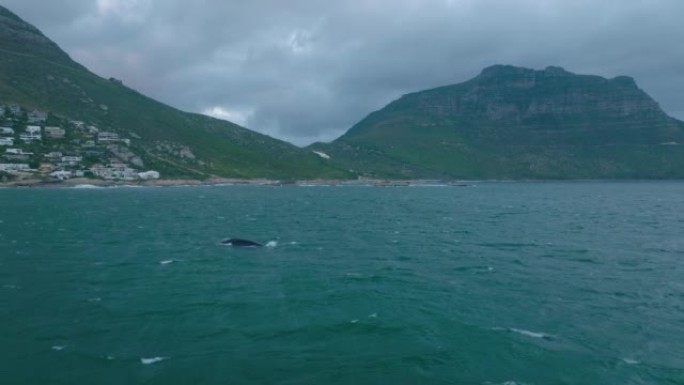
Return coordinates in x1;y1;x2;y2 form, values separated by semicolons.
0;163;30;172
4;148;31;161
20;133;41;142
20;126;42;142
61;156;82;166
138;170;160;180
90;164;138;180
26;126;41;134
5;148;32;155
97;131;119;142
50;170;72;180
45;126;65;139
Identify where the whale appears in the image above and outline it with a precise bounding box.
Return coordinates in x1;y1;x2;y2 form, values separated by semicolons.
221;238;263;247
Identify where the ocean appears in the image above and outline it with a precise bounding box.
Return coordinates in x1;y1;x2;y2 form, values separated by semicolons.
1;182;683;384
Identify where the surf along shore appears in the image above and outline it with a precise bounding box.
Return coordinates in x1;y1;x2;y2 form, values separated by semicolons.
0;176;474;188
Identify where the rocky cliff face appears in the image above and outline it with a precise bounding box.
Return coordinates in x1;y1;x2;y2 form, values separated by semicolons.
347;65;682;146
401;65;665;124
313;65;684;179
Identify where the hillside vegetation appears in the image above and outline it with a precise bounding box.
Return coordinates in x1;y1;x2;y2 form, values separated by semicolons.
311;65;684;179
0;5;351;180
3;4;683;181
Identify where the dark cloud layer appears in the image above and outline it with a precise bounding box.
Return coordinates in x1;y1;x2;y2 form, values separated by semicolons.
4;0;684;145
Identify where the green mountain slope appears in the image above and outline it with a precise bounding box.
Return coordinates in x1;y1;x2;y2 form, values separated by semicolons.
312;65;684;179
0;6;351;180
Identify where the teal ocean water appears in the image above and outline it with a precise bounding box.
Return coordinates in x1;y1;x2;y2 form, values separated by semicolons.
1;182;683;384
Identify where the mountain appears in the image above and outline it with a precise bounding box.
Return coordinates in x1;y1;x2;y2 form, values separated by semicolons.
4;3;682;182
0;6;351;180
312;65;684;179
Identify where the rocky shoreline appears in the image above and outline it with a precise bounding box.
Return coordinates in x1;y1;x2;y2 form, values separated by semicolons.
0;176;474;188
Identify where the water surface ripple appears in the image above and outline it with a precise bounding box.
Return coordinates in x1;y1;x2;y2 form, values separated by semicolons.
1;182;683;384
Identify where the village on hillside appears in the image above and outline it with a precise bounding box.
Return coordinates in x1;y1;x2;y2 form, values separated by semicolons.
0;104;160;182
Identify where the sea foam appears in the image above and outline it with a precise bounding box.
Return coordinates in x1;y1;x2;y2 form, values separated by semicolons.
141;357;168;365
489;327;553;340
509;328;552;339
265;241;278;248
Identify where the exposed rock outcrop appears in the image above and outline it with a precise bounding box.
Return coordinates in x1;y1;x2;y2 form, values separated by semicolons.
312;65;684;179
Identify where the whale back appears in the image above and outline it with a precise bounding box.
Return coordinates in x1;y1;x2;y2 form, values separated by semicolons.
222;238;263;247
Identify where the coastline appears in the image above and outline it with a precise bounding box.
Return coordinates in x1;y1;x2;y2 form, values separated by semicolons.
3;177;677;189
5;178;684;189
0;176;477;188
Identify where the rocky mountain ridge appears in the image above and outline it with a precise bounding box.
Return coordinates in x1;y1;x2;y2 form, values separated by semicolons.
312;65;684;179
417;66;661;123
2;3;683;182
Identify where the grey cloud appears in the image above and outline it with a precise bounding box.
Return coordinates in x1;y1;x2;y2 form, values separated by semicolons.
3;0;684;146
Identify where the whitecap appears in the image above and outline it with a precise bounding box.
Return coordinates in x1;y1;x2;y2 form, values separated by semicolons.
141;357;168;365
160;260;174;265
368;313;378;318
265;241;278;248
622;358;640;365
509;328;552;339
88;297;102;302
3;284;18;289
350;319;359;324
52;346;65;351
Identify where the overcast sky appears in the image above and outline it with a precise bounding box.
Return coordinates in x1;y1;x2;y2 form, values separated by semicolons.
3;0;683;146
